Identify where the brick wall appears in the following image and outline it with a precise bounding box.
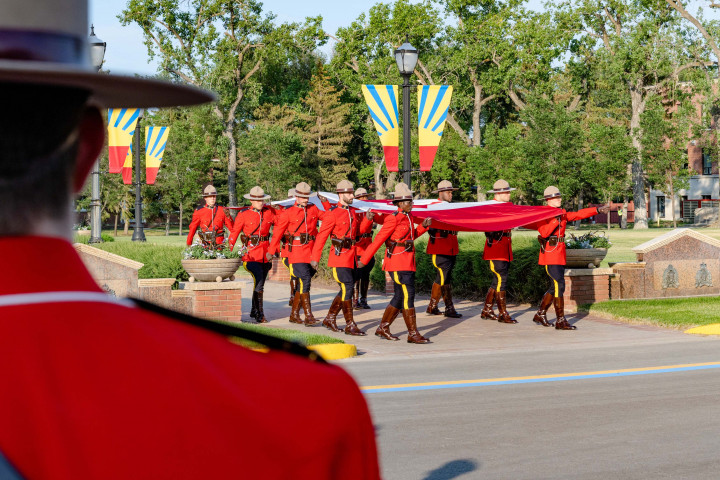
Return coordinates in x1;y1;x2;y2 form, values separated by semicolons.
267;257;291;282
563;268;613;311
384;271;395;296
175;280;245;323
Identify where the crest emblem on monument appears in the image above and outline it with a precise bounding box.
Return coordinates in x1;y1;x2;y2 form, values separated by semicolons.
695;263;713;288
662;264;680;289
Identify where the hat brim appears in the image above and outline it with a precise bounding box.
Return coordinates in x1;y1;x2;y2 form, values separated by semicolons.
543;193;562;200
487;187;517;193
392;195;414;203
244;194;271;200
431;187;459;194
202;193;218;197
0;60;215;108
294;192;317;198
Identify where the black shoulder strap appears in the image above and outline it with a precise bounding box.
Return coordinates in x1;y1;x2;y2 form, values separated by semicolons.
0;449;23;480
130;298;326;364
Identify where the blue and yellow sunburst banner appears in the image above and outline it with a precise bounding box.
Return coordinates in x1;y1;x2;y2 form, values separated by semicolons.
417;85;453;171
107;108;140;174
361;85;399;172
145;126;170;184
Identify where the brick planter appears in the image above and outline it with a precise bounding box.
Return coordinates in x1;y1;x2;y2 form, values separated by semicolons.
267;257;291;282
175;280;245;322
563;268;613;311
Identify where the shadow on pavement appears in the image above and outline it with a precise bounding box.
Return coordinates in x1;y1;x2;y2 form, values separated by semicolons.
422;459;478;480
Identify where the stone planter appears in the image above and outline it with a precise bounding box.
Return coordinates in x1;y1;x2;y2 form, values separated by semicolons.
181;258;243;283
565;248;608;269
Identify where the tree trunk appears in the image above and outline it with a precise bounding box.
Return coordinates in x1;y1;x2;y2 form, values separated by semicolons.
123;214;130;235
165;212;170;236
671;184;677;228
607;196;611;230
575;191;584;229
373;157;385;198
629;82;648;229
179;202;183;237
471;77;482;147
477;186;486;202
114;214;118;237
222;123;238;209
622;197;629;229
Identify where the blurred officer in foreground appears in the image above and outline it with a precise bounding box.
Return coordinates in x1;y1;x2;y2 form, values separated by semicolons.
0;1;380;478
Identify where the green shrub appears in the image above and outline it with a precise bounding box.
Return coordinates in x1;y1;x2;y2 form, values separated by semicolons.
93;243;189;282
73;233;115;244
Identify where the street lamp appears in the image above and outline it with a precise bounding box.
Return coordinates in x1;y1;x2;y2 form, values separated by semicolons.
394;36;418;188
132;109;146;242
88;25;106;243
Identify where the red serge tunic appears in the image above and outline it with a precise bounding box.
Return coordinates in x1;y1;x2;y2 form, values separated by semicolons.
483;230;513;262
425;201;459;256
273;205;292;259
312;206;371;268
268;204;321;264
186;205;234;246
535;207;600;265
228;206;277;262
360;209;429;272
0;237;380;480
355;215;376;258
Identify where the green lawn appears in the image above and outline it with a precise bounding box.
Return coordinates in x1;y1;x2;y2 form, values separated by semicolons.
227;323;345;347
579;296;720;329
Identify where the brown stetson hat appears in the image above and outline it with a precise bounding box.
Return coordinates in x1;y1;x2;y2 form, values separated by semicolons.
487;179;517;194
294;182;317;198
243;186;271;201
336;180;354;194
391;182;414;203
431;180;459;194
202;185;218;197
0;0;214;108
354;187;369;198
543;186;562;199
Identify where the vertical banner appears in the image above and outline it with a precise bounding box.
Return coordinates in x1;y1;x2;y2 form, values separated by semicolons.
121;144;133;185
107;108;140;173
145;126;170;185
417;85;453;171
361;85;399;172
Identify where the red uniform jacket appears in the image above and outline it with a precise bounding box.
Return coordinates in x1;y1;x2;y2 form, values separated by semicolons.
268;204;321;264
0;237;380;480
425;201;459;256
535;207;600;265
355;216;376;257
186;205;233;246
312;205;371;268
483;230;513;262
360;209;429;272
228;206;277;262
273;205;292;259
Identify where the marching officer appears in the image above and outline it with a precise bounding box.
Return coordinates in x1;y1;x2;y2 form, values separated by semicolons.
229;186;276;323
481;179;518;324
268;182;322;325
359;183;433;344
425;180;462;318
353;187;376;309
311;180;372;336
276;188;297;306
186;185;234;247
532;186;609;329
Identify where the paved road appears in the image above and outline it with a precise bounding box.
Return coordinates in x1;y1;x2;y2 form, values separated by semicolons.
248;281;720;479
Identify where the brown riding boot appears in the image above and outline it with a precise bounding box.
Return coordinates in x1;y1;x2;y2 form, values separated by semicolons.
322;295;342;332
288;277;297;306
289;292;303;324
441;285;462;318
496;291;517;324
300;292;319;326
250;291;259;321
532;292;554;327
255;291;268;323
403;308;430;344
353;282;361;309
480;288;498;320
375;305;401;340
342;300;366;336
426;283;442;315
553;296;576;330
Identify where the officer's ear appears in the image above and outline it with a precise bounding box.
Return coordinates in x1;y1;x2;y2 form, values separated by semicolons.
72;106;105;194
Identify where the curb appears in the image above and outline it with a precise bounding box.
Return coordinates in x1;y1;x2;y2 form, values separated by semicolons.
307;343;357;360
685;324;720;336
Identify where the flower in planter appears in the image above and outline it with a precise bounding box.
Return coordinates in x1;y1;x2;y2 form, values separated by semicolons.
565;231;612;249
183;242;244;260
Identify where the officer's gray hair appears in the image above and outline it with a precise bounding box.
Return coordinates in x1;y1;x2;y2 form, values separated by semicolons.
0;83;89;234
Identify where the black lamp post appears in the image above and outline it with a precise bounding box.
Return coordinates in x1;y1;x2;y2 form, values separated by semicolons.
131;109;146;241
394;37;418;188
88;25;106;243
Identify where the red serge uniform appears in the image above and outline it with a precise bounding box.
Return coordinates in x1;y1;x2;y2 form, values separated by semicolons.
425;227;459;256
536;207;600;265
228;206;276;262
360;209;428;272
483;229;513;261
312;206;370;268
268;204;321;264
186;205;233;246
0;237;380;480
355;218;375;258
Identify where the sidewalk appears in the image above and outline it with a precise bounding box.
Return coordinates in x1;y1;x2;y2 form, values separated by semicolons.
244;280;691;361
